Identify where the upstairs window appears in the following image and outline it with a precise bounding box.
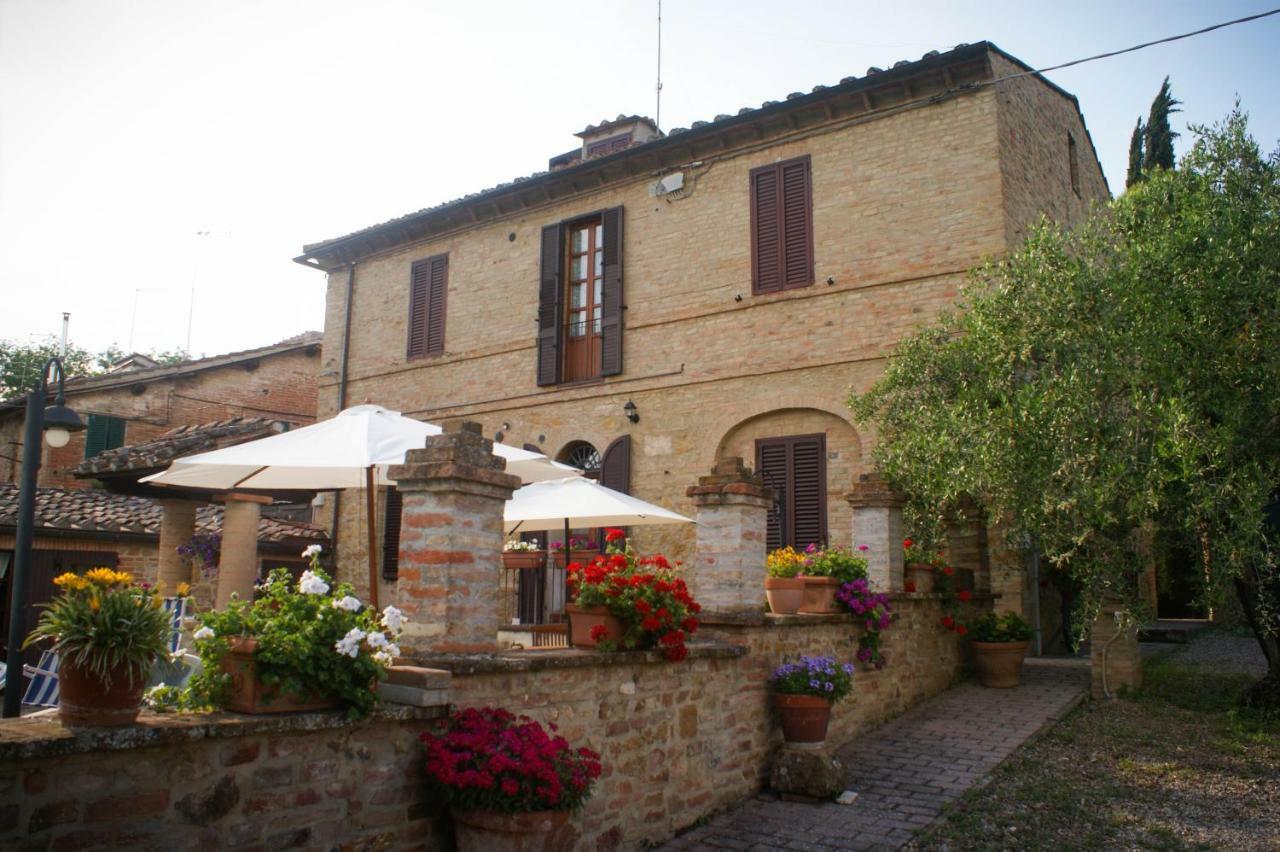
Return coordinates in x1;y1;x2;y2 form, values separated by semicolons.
750;155;813;295
83;414;126;459
407;253;448;359
537;208;624;386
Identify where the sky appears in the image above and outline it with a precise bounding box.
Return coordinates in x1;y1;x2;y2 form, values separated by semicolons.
2;0;1277;360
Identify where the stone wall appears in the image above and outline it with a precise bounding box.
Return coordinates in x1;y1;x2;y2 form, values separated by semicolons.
0;706;444;852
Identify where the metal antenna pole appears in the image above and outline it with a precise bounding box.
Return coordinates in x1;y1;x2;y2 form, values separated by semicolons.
655;0;663;130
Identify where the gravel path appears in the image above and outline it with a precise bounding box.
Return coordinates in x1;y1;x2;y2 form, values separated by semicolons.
1166;630;1269;677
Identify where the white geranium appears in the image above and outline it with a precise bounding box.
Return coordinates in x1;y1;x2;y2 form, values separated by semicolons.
381;605;405;634
193;626;215;641
366;631;388;649
334;627;367;658
386;643;400;659
372;649;394;666
301;543;323;559
331;595;362;612
298;570;330;596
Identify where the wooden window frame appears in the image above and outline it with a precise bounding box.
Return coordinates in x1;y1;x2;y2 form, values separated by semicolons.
562;215;604;383
755;433;828;550
407;253;448;360
750;154;814;295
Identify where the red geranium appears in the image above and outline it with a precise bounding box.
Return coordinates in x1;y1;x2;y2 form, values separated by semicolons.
942;566;955;576
421;707;602;813
904;580;917;593
604;528;627;543
954;624;968;636
958;589;972;602
941;615;955;629
903;538;914;549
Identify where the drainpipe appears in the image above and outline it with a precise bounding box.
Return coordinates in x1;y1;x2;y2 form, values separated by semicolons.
329;260;357;562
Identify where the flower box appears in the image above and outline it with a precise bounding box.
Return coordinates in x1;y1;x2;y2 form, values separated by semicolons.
905;562;935;593
765;576;805;615
797;576;843;614
220;637;340;714
552;549;601;569
565;604;624;649
502;552;546;571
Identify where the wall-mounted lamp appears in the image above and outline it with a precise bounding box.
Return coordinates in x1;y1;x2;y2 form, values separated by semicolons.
623;400;639;424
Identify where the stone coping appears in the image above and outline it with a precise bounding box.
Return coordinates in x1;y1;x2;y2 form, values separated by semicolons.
699;593;999;628
0;703;445;762
416;639;746;675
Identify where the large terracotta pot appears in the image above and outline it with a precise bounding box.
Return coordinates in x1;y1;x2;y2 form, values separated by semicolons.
502;552;546;571
905;562;935;593
765;576;805;615
553;549;601;570
773;693;833;748
220;637;339;713
452;808;576;852
564;604;625;649
972;640;1030;688
797;576;843;614
58;656;149;728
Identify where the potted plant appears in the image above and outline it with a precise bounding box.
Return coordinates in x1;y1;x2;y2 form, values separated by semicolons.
503;538;546;571
903;537;943;593
187;545;405;719
551;534;600;569
769;655;855;748
24;568;172;727
421;706;602;852
798;545;869;614
565;530;701;661
764;546;805;615
969;612;1033;688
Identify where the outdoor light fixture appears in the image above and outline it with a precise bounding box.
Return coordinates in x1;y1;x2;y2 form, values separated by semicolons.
3;357;84;718
624;400;639;424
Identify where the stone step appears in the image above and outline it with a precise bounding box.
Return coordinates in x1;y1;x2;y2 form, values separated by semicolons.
1138;619;1211;644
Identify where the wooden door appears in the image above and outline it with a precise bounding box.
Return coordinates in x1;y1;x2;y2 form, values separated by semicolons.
563;219;603;381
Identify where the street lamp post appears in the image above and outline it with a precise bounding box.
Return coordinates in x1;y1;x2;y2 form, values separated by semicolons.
2;357;84;718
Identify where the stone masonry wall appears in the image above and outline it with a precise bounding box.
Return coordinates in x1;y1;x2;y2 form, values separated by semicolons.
0;707;444;852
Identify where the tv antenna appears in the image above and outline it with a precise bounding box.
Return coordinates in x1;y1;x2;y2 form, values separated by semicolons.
655;0;663;130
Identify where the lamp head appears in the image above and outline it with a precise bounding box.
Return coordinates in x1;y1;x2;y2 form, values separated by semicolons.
42;402;84;448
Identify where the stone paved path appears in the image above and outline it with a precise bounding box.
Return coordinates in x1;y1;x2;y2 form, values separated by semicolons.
661;659;1088;851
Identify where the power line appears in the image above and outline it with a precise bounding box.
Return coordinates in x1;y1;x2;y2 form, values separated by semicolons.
999;7;1280;83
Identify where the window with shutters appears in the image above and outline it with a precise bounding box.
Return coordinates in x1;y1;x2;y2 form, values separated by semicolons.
755;434;827;551
537;207;623;386
407;253;448;359
83;414;126;460
750;155;814;295
381;487;403;581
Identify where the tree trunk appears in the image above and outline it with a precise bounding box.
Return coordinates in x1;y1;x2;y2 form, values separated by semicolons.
1233;566;1280;707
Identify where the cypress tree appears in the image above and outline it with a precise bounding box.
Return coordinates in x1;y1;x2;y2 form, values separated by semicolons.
1143;76;1181;172
1126;118;1145;188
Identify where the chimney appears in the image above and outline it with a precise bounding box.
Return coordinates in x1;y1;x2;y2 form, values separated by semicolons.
549;115;663;171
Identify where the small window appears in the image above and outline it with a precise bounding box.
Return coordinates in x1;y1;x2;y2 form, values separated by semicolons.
1068;133;1081;197
83;414;126;459
585;133;632;158
407;254;448;359
381;487;403;581
750;155;814;295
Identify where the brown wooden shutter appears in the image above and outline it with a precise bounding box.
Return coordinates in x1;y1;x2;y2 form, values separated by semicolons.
536;224;565;386
600;206;624;377
781;157;813;288
381;487;403;581
751;156;812;294
600;435;631;494
408;254;448;358
755;434;826;550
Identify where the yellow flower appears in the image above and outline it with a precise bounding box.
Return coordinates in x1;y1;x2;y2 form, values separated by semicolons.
84;567;132;587
176;582;191;597
53;572;90;591
90;598;101;612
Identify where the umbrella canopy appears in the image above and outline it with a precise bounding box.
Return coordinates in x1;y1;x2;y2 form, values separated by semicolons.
140;405;577;490
503;476;693;535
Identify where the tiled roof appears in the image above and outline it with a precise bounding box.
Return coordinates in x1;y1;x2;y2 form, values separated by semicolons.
298;42;1017;263
0;485;327;546
74;416;294;478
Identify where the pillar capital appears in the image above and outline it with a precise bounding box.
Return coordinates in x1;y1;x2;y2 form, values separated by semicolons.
686;456;772;510
844;473;906;510
389;420;520;499
214;492;273;506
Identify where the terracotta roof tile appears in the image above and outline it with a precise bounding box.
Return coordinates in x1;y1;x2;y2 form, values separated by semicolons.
74;416;294;478
0;485;327;545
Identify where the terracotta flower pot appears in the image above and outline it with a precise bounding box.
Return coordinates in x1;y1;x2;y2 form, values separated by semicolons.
553;549;601;570
905;562;935;593
797;576;843;614
452;808;576;852
564;604;624;649
220;637;339;713
765;576;805;614
58;656;149;728
502;552;546;570
773;693;833;749
971;640;1030;688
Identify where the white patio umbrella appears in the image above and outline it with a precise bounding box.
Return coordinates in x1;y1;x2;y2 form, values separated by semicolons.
140;405;578;606
503;476;693;535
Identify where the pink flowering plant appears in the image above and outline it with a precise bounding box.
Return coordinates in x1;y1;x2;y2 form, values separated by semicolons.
836;578;894;669
421;706;603;813
770;655;855;702
799;544;870;583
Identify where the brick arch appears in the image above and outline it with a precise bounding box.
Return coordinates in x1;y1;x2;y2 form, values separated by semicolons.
700;391;861;473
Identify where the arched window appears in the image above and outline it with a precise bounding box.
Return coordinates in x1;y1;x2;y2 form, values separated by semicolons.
558;440;601;479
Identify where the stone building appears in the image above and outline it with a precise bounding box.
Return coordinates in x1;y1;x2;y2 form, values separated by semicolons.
294;42;1109;613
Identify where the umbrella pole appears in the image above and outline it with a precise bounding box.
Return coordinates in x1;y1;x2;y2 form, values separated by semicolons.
366;466;380;609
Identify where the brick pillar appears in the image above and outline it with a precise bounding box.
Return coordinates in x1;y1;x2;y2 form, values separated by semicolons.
214;493;270;608
389;421;520;655
945;498;991;593
685;457;772;615
157;499;198;590
845;474;906;593
1090;596;1142;698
